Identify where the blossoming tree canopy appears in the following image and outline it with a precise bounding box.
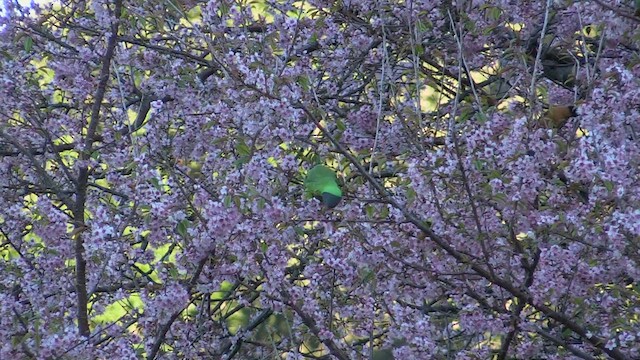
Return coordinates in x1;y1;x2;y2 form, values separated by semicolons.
0;0;639;359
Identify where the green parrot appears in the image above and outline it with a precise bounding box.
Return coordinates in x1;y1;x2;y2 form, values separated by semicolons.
304;165;342;208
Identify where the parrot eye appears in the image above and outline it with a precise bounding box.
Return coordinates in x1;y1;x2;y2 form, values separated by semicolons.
322;192;342;208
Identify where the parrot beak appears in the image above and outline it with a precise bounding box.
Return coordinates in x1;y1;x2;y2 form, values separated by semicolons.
322;192;342;209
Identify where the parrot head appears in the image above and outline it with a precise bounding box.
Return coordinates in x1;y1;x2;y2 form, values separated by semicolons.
321;187;342;209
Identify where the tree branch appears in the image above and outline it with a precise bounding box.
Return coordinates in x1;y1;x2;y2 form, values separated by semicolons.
72;0;123;337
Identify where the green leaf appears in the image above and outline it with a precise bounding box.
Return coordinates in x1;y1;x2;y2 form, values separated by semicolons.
23;36;33;52
487;169;502;179
365;204;374;218
297;75;310;91
150;177;160;189
379;205;389;219
406;187;416;205
415;18;429;32
234;156;250;168
487;7;502;21
604;180;614;192
175;220;189;237
236;139;251;157
223;195;232;207
358;267;376;285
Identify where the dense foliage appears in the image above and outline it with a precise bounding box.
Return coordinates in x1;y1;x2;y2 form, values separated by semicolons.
1;0;639;358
